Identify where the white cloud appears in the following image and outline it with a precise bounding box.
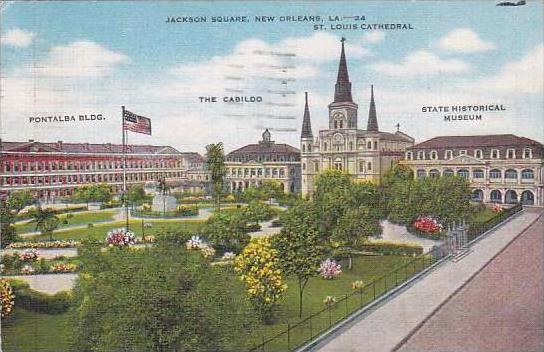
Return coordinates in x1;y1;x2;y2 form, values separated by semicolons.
478;44;543;94
370;50;470;77
35;41;129;77
362;31;385;44
1;28;36;47
436;28;496;53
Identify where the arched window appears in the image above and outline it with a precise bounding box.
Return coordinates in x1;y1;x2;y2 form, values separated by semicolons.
443;169;454;176
429;169;440;177
505;169;517;179
367;141;372;150
472;169;484;179
416;169;427;178
521;190;535;205
457;169;469;179
302;145;306;153
367;162;372;171
474;149;483;159
334;121;338;129
490;190;502;203
430;151;438;160
489;169;502;179
339;121;343;128
521;169;534;179
308;145;312;152
445;150;453;159
472;189;484;201
505;190;518;204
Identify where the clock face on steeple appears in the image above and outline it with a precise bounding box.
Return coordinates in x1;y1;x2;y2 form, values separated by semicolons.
333;111;345;120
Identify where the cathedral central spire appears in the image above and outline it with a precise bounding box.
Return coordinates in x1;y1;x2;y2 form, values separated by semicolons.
334;37;353;103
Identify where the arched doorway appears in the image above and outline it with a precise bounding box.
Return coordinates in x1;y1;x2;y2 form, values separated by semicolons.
521;190;535;206
471;189;484;202
504;190;518;204
490;190;502;203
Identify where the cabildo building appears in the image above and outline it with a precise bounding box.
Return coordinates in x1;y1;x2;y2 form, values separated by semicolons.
400;134;544;206
0;139;204;201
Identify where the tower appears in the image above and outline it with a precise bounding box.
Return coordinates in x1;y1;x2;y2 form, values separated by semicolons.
301;92;316;198
328;37;358;130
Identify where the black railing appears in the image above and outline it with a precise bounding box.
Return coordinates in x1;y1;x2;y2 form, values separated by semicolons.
249;203;523;352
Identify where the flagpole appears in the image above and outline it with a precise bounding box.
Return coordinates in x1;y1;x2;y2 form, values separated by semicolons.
122;105;130;231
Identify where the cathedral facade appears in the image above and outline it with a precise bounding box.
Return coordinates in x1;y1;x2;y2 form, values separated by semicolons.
300;39;415;197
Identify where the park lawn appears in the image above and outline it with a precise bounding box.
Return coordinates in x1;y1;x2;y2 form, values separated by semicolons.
15;210;117;234
28;219;205;242
1;254;415;352
468;207;496;225
1;308;75;352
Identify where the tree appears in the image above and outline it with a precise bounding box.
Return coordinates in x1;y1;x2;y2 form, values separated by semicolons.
73;237;258;351
234;237;287;323
127;184;146;206
273;201;324;318
243;200;273;226
6;190;35;214
0;201;19;248
205;143;226;212
73;184;112;207
202;213;250;254
332;206;381;269
30;206;60;241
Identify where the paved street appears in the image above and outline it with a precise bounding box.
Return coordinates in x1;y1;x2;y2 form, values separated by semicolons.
398;207;544;352
310;209;542;352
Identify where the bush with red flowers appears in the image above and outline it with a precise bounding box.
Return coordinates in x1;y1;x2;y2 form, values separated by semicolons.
411;216;444;237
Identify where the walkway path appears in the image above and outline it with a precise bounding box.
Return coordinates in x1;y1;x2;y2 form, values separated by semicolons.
309;208;542;352
2;248;78;259
4;273;77;294
374;220;439;252
397;207;544;352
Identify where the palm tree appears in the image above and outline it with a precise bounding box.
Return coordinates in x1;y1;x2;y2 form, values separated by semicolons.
30;206;60;241
205;143;225;212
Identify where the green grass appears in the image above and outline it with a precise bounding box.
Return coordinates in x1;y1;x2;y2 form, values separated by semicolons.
15;210;117;234
1;308;74;352
28;219;205;241
1;254;419;351
468;207;496;225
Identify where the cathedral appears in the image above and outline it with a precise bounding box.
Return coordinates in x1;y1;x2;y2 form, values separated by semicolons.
300;38;415;197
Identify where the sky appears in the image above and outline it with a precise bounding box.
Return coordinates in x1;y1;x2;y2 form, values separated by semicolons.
1;0;543;154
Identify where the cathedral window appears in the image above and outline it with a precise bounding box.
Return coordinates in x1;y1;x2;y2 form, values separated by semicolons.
308;145;312;152
302;145;305;152
323;142;327;151
359;161;365;172
349;141;353;150
374;141;378;150
314;162;319;172
339;121;343;128
334;121;338;129
367;162;372;171
367;141;372;150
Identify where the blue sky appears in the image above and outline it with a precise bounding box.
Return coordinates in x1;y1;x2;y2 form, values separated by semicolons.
1;1;543;153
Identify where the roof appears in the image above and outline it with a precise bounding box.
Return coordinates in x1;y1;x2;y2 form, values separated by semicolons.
1;140;184;155
377;131;414;143
334;38;353;103
301;92;313;139
227;143;300;156
409;134;544;149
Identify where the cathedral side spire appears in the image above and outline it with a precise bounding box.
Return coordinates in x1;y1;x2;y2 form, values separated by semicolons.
334;37;353;103
367;85;379;132
301;92;313;139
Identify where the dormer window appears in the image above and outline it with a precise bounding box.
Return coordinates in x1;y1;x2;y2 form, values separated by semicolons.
406;151;413;160
491;149;500;159
506;149;516;159
417;151;425;160
523;148;532;159
459;150;467;156
474;149;483;159
445;150;453;159
430;151;438;160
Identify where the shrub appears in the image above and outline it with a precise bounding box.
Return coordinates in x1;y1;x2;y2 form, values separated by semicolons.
1;279;15;319
14;287;72;314
359;240;423;256
318;259;342;279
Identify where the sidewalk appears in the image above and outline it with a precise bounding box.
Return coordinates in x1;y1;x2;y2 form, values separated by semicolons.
310;209;542;352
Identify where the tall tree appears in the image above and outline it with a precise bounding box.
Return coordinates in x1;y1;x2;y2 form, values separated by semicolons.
6;190;35;214
205;143;225;211
0;201;19;248
30;206;60;241
272;201;324;318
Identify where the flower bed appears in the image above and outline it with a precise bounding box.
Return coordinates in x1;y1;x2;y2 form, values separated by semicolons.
7;240;79;249
408;216;445;239
1;278;15;319
106;228;136;247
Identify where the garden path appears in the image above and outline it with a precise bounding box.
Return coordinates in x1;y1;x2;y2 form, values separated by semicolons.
375;220;440;252
2;248;78;259
308;208;542;352
4;273;77;294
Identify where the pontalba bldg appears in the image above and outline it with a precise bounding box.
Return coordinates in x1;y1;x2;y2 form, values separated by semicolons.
400;135;544;206
300;39;414;197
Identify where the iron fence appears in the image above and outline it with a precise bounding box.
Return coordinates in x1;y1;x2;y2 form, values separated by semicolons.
249;203;523;352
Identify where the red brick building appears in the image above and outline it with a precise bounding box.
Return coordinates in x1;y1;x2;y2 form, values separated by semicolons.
0;140;203;201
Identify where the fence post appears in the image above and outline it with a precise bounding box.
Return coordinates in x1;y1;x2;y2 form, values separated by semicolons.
373;281;376;300
359;287;363;306
287;323;290;351
345;294;349;317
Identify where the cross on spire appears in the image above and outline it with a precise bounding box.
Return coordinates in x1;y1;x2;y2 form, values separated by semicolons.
395;123;400;132
341;37;346;43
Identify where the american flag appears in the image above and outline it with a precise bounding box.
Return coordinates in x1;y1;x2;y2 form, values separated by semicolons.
123;109;152;135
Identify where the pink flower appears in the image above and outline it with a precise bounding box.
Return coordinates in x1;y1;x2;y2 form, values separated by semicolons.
319;259;342;279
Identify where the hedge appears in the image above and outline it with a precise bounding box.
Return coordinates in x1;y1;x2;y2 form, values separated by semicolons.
8;279;73;314
359;240;423;256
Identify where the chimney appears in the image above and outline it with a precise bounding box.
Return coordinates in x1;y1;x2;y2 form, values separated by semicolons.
84;143;89;151
28;139;35;142
57;140;63;149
